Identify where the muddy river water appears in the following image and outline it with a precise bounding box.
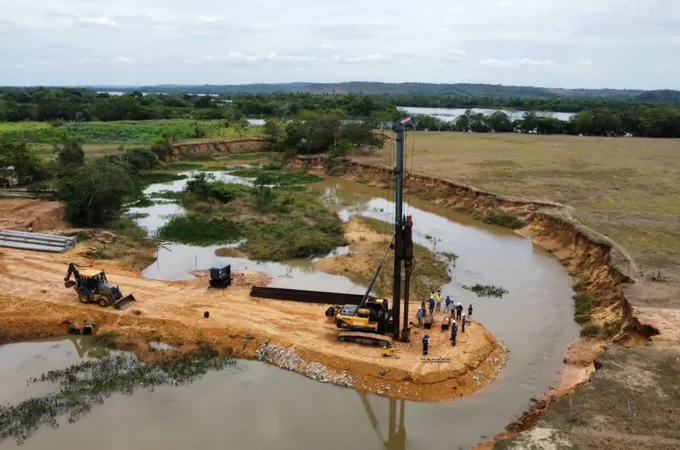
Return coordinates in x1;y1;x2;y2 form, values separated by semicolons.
0;173;579;450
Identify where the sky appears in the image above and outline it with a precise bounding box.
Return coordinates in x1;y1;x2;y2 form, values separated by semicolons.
1;0;679;89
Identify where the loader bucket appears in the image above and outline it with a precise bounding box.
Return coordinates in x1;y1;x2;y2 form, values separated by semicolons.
114;293;137;310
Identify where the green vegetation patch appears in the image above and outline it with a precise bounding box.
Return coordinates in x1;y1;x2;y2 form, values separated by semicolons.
224;153;269;161
175;173;344;260
0;344;233;445
162;162;203;171
236;188;345;260
157;215;242;246
580;324;601;337
573;293;595;324
482;210;527;229
229;167;323;185
185;155;216;162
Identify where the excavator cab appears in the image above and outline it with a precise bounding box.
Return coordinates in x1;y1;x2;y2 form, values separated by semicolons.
64;263;137;310
335;297;394;348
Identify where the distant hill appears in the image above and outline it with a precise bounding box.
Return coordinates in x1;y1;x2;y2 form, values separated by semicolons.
86;82;680;101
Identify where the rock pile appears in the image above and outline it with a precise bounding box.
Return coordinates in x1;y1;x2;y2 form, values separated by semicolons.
256;342;357;387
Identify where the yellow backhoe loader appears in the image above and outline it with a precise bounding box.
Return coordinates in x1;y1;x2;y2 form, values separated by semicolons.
64;263;136;309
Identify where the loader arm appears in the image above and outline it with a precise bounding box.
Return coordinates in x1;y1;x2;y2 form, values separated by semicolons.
64;263;81;286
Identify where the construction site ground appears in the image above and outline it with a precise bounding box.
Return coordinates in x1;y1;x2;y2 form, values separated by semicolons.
0;198;504;402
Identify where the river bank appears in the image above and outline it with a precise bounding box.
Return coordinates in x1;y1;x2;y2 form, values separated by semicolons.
285;154;677;448
0;158;580;448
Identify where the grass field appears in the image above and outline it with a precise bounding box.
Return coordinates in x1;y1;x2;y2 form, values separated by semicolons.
355;132;680;271
0;120;261;146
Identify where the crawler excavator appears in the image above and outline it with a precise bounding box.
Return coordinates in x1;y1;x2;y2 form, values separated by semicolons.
64;263;136;309
329;235;396;348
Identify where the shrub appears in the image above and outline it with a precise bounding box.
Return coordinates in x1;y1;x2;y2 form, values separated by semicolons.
119;148;159;172
57;138;85;170
580;324;601;337
573;293;594;324
482;210;526;229
210;183;250;203
150;137;174;161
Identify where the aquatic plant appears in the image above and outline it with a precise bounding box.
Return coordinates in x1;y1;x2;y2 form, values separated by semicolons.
0;344;233;445
229;166;322;184
462;284;509;298
157;215;242;246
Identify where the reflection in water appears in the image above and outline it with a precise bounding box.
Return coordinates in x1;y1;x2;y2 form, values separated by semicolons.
68;336;111;359
359;393;407;450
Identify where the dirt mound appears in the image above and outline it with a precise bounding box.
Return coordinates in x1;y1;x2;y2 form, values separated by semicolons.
0;198;68;232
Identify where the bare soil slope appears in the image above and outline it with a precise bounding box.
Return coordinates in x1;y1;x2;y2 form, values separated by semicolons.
0;198;67;232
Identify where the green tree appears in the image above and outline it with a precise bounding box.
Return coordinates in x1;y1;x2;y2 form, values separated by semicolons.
57;159;131;226
0;137;43;185
486;111;514;133
232;119;250;138
57;138;85;171
263;118;283;142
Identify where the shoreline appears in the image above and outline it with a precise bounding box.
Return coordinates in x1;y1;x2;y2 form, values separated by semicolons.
286;154;659;441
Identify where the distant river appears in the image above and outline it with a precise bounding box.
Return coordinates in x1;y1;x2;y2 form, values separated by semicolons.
398;106;575;122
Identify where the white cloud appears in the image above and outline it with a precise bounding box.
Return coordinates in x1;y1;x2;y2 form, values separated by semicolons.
77;17;118;27
195;16;224;23
2;0;680;88
224;51;260;63
480;58;558;67
577;59;595;66
342;53;389;63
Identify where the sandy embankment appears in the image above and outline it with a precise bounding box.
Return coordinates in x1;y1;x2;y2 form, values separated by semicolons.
0;200;506;402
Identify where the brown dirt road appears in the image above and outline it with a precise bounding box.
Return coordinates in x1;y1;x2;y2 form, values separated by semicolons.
0;211;504;402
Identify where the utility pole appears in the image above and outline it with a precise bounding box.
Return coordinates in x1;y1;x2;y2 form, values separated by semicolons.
392;116;414;342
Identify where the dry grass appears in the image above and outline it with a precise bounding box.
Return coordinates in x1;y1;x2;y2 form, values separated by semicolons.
355;132;680;270
497;346;680;450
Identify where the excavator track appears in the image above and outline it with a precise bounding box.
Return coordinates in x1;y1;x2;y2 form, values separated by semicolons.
338;332;393;348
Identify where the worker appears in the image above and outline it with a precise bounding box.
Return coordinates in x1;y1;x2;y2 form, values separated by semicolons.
430;291;436;302
445;295;452;313
428;296;435;315
461;314;467;333
468;304;473;325
436;291;444;312
422;334;430;355
451;321;458;346
456;302;464;321
417;307;424;327
441;316;450;331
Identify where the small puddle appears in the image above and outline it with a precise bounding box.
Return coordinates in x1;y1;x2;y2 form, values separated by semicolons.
0;170;579;449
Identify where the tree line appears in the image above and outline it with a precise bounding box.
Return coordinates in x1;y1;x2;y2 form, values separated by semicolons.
413;107;680;138
0;88;400;123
